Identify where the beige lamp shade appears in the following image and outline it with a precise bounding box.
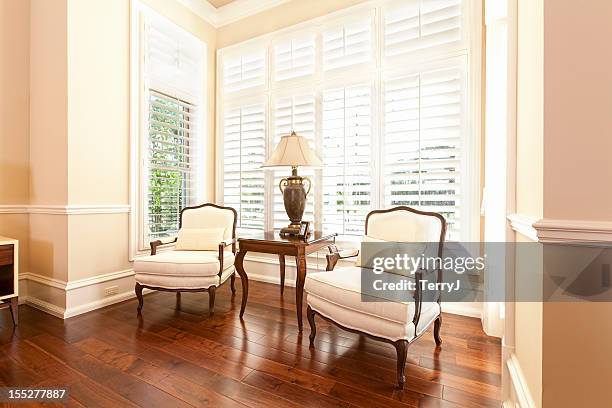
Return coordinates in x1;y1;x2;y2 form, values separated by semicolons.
262;131;323;168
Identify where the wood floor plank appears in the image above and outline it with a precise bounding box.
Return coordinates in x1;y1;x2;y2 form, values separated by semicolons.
0;281;503;407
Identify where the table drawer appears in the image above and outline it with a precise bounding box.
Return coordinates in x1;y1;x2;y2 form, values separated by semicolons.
0;245;14;266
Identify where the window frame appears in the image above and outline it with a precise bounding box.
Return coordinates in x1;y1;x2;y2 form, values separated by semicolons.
130;1;207;259
216;0;482;242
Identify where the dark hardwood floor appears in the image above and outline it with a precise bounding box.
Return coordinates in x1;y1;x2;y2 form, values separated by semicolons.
0;280;501;407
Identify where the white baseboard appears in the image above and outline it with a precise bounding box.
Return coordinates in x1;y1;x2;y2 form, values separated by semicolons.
19;269;147;319
506;353;536;408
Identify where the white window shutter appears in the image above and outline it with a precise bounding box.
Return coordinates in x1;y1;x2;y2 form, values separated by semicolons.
223;52;266;94
383;63;464;239
323;18;372;71
274;36;316;82
322;85;372;235
222;104;266;232
272;95;317;229
384;0;463;58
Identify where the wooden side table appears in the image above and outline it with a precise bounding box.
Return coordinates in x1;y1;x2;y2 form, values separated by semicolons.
235;231;337;331
0;236;18;326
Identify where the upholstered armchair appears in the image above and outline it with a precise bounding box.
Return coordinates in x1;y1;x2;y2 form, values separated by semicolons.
305;206;446;389
134;203;237;316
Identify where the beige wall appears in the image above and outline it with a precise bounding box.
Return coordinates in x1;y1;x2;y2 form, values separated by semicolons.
540;1;612;406
514;0;544;405
216;0;367;49
0;0;31;271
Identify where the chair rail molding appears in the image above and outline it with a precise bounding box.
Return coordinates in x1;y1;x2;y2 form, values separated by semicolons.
508;213;612;244
0;204;130;215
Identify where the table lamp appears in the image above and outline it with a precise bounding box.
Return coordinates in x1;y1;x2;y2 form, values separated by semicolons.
262;131;322;236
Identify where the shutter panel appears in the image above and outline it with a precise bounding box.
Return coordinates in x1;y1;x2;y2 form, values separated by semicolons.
384;0;462;58
147;91;197;239
222;104;266;232
383;64;464;238
274;36;316;82
322;85;372;235
223;52;266;94
145;15;203;95
323;18;372;71
272;95;317;229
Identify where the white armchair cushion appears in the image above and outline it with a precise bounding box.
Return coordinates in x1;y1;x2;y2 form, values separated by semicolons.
355;235;386;267
181;206;235;240
134;250;235;277
305;267;440;341
175;228;225;251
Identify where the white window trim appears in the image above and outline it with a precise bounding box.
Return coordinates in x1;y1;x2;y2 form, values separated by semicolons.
216;0;483;244
129;0;207;260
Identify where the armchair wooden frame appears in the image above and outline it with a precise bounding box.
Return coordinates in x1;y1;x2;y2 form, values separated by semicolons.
308;206;447;389
135;203;238;316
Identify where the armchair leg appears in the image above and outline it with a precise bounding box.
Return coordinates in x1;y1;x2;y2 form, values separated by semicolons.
394;339;409;389
9;297;18;326
135;283;144;314
230;273;236;295
307;305;317;347
208;286;216;316
434;315;442;346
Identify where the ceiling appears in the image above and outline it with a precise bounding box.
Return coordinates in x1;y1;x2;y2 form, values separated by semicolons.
207;0;235;8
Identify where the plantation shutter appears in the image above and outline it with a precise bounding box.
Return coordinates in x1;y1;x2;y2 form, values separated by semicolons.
147;91;197;239
272;95;317;229
384;0;463;58
222;104;266;232
323;17;372;71
223;52;266;94
274;36;316;82
383;63;464;238
322;85;372;235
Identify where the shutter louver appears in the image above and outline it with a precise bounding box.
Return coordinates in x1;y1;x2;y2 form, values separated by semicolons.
383;65;463;239
223;104;266;232
322;85;372;235
384;0;462;58
272;95;317;229
223;52;266;94
145;16;203;94
147;91;197;239
274;36;316;82
323;18;372;71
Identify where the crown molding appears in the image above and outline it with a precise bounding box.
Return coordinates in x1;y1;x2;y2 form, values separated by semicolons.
174;0;290;28
0;204;130;215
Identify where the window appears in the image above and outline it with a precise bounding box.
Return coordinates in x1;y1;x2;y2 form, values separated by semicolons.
132;4;205;251
218;0;478;240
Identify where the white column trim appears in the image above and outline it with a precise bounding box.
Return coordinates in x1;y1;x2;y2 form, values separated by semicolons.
507;213;539;241
506;353;536;408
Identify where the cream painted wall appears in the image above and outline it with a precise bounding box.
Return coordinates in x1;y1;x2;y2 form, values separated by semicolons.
0;0;31;271
540;1;612;406
514;0;544;405
216;0;367;48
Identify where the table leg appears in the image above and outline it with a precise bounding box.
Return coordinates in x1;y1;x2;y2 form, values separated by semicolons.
235;250;249;318
295;251;307;331
279;254;286;295
9;297;18;326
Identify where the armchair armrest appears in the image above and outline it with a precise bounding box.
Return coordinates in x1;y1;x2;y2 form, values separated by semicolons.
150;237;177;255
326;245;359;271
217;238;237;276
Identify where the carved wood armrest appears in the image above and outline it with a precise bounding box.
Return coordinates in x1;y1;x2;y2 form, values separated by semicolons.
325;245;359;271
150;238;177;255
218;238;237;276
